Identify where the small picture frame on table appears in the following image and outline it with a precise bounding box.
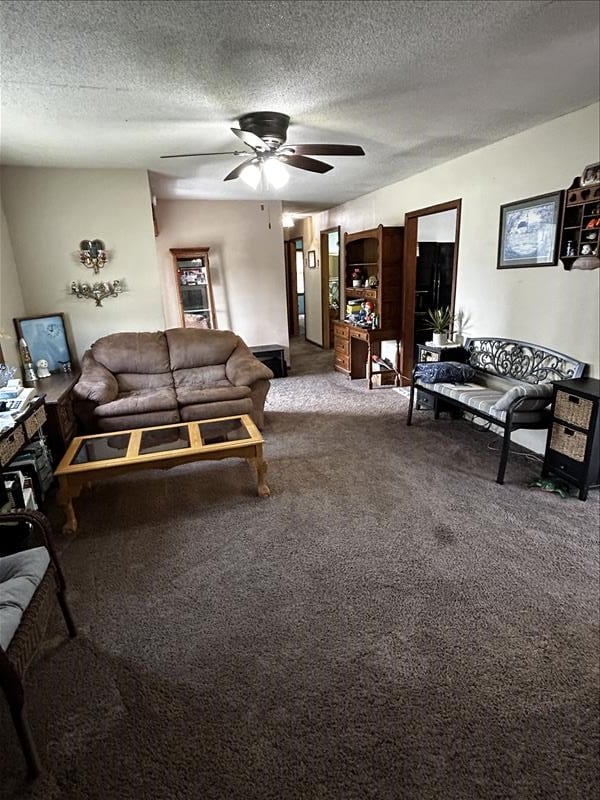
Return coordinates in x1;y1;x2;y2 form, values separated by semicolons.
307;250;317;269
581;162;600;187
13;313;73;374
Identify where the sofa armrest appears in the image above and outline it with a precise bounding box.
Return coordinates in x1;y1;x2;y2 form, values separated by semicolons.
226;342;274;386
72;351;118;405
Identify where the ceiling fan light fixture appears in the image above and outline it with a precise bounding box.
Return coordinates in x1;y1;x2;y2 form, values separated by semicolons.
263;157;289;189
239;162;261;189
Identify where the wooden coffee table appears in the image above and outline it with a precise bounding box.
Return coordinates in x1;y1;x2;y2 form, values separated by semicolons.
54;414;270;534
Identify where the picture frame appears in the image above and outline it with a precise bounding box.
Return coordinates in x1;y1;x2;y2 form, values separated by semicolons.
13;313;73;373
497;190;564;269
581;162;600;187
307;250;317;269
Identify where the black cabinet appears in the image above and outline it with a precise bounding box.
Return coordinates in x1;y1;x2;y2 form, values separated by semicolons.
542;377;600;500
415;343;466;412
250;345;288;378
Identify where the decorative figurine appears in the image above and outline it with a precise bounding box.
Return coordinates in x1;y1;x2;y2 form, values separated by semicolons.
36;359;51;379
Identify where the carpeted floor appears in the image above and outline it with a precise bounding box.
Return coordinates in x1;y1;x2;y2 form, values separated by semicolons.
2;338;599;800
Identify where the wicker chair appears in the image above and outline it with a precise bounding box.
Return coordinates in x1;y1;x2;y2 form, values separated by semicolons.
0;509;77;778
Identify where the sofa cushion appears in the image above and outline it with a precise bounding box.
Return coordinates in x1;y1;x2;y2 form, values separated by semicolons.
93;387;178;417
166;328;238;370
176;384;252;406
96;410;181;432
489;382;553;412
0;547;50;650
92;332;171;374
173;364;228;388
180;398;253;422
115;371;174;392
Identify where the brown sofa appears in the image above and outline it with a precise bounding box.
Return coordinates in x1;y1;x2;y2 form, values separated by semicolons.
72;328;274;433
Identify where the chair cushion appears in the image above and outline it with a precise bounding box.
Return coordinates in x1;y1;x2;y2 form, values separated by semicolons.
175;384;252;406
93;387;178;417
0;547;50;650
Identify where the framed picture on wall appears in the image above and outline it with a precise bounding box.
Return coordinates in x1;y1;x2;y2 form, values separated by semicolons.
497;190;564;269
307;250;317;269
13;313;73;373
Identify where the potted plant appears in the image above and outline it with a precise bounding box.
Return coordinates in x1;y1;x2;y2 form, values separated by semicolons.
351;267;364;287
426;306;453;346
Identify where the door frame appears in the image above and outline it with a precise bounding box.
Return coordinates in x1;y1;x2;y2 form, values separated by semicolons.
285;237;303;337
400;199;462;382
320;226;341;349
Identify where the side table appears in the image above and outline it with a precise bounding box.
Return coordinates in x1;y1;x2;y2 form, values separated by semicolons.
29;372;80;461
415;343;466;411
250;345;288;378
542;377;600;501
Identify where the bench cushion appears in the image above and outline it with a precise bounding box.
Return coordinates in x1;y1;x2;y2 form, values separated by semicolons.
417;381;546;424
0;547;50;650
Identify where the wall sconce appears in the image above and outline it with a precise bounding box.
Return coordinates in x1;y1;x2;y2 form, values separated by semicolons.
79;239;108;274
71;280;123;307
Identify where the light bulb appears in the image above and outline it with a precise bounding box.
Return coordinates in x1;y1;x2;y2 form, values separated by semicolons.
263;158;289;189
240;163;261;189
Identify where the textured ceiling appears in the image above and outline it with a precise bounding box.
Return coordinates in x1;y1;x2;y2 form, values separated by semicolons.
1;0;599;212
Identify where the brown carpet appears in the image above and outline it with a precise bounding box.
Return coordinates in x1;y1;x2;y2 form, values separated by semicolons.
2;338;599;800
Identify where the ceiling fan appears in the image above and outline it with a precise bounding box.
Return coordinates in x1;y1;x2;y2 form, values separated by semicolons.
160;111;365;185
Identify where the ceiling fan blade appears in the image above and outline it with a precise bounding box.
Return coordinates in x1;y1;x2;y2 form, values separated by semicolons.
161;150;250;159
223;158;256;181
231;127;268;152
280;154;333;174
285;144;365;157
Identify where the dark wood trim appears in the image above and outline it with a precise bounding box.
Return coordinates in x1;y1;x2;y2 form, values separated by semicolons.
285;239;300;337
320;226;341;349
400;199;462;384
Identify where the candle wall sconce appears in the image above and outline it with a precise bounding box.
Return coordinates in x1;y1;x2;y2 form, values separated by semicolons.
71;280;124;307
79;239;108;273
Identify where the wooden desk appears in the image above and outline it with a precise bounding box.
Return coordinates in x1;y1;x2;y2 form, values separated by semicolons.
333;321;399;389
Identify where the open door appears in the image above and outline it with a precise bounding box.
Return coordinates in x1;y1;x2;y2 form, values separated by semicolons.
285;237;303;338
400;200;462;383
320;226;341;349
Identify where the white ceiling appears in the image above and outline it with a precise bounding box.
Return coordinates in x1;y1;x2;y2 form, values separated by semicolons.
1;0;598;213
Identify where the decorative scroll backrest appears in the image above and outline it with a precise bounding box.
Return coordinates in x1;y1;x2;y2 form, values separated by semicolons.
464;338;586;384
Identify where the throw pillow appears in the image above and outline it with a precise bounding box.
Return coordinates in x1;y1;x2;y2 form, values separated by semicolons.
414;361;477;384
490;382;553;412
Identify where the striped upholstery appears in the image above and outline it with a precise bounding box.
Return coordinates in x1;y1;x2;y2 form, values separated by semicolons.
415;379;546;423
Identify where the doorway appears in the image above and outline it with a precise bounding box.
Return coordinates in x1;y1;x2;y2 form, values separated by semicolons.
400;199;462;382
285;237;304;338
319;226;341;349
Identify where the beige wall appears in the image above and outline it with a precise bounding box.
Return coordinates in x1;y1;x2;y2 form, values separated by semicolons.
310;103;600;380
155;199;289;351
0;167;163;363
0;199;26;369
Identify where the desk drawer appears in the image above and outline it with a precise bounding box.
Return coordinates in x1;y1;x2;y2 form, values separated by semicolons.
351;328;369;342
0;426;25;467
334;353;350;371
334;337;349;356
555;391;593;430
333;322;349;340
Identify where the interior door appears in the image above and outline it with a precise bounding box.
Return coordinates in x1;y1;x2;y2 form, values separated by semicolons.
400;201;461;383
320;226;341;349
